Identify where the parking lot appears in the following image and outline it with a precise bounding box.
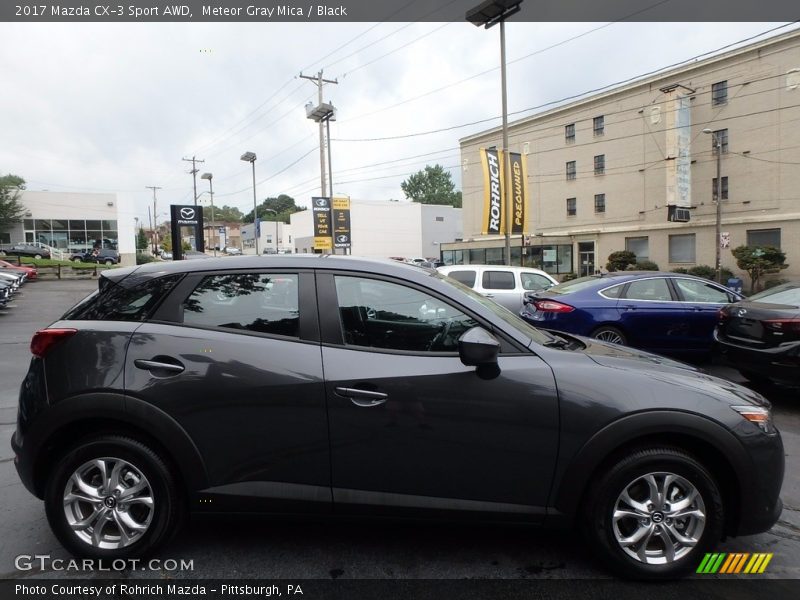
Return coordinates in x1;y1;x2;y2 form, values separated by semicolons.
0;279;798;583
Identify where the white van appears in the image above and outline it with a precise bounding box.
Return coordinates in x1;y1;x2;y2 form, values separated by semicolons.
438;265;558;312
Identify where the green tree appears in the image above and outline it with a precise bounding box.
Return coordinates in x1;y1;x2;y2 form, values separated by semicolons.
243;194;302;223
731;245;788;293
400;165;462;207
606;250;637;272
0;174;27;234
136;228;148;251
203;204;243;223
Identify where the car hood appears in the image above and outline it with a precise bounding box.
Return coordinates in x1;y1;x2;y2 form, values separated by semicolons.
574;336;770;408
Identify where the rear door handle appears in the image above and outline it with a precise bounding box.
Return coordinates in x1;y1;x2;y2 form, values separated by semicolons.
335;387;388;407
134;359;185;374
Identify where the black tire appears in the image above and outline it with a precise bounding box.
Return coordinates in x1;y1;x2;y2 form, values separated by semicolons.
104;259;113;265
582;447;724;580
34;254;43;260
591;325;628;345
45;435;183;560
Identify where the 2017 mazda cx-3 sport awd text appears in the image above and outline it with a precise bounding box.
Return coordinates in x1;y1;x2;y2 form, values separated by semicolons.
12;256;783;579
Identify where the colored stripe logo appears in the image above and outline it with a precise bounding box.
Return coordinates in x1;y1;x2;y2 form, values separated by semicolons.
697;553;773;574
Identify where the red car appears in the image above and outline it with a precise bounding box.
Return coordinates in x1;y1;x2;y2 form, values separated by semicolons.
0;260;37;280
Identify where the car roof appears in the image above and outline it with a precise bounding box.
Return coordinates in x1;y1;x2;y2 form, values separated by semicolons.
438;264;553;275
103;254;435;284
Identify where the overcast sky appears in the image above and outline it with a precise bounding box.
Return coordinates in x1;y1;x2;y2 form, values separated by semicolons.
1;19;797;225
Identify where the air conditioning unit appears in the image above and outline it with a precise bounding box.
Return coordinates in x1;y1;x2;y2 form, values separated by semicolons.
668;206;691;222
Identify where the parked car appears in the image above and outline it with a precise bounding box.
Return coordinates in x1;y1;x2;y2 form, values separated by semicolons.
71;249;120;265
0;280;13;306
520;272;743;358
0;259;37;280
160;250;173;260
0;269;25;290
223;246;242;255
438;265;558;312
13;256;783;579
715;280;800;386
0;244;50;259
183;250;212;260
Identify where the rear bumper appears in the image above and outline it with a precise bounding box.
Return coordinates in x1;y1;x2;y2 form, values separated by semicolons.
714;330;800;385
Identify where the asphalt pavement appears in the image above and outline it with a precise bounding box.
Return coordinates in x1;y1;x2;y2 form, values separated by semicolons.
0;279;797;587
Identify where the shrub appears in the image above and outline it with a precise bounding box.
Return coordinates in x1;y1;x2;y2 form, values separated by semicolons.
136;254;155;265
606;250;637;272
635;260;659;271
561;272;578;282
671;267;689;274
686;265;716;280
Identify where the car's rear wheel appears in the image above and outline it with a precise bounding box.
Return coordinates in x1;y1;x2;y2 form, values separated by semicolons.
591;325;627;345
104;259;113;265
583;447;723;579
45;435;183;559
34;254;43;259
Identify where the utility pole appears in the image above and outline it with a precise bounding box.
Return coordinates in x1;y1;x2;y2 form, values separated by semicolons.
182;156;205;206
145;186;161;254
300;70;338;198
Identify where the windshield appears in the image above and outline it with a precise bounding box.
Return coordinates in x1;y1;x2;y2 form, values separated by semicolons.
433;271;555;346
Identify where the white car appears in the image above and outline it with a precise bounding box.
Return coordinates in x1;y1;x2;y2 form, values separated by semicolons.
438;264;558;312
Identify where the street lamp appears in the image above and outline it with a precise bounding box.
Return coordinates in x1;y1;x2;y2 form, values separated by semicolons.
467;0;523;267
261;208;279;254
240;151;259;255
200;172;216;257
703;128;723;283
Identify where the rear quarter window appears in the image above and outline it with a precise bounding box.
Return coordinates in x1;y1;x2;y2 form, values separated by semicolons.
446;270;477;288
64;274;182;322
482;270;515;290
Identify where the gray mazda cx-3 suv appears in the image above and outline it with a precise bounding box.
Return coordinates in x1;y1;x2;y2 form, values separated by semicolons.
12;256;783;578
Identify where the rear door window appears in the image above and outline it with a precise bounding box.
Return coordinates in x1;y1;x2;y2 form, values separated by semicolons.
446;270;477;287
520;272;552;291
482;270;515;290
182;273;300;338
621;278;673;301
673;278;732;303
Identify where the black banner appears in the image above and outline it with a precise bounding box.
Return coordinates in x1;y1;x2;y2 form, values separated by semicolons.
480;148;503;236
311;196;332;252
332;197;352;249
169;204;204;260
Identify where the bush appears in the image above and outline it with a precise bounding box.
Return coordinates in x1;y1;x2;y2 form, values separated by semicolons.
606;250;637;272
686;265;716;280
671;267;689;274
764;278;789;290
634;260;659;271
136;254;155;265
731;245;788;293
561;272;578;282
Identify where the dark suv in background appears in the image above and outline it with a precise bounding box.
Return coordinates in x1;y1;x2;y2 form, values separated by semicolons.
12;256;783;579
71;248;121;265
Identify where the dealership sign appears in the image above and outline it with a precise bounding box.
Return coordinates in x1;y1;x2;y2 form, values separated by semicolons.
169;204;204;260
312;196;333;251
332;196;351;249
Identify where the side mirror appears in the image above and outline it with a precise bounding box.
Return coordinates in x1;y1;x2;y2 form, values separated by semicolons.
458;327;500;367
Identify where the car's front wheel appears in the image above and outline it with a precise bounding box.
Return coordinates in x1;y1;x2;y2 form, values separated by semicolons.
45;435;183;559
583;447;724;579
34;254;43;259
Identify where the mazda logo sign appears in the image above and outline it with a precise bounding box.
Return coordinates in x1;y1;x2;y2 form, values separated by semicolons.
180;208;195;219
336;235;349;243
737;308;747;317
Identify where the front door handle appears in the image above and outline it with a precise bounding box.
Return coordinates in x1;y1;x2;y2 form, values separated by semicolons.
134;358;185;374
335;387;388;407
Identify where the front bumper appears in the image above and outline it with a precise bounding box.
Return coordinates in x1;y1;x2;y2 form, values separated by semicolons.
732;426;785;536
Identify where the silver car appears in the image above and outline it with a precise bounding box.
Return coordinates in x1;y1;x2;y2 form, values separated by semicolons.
438;265;558;312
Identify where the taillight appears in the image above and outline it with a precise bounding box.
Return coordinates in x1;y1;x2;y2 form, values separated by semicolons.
718;307;730;322
533;300;575;313
762;319;800;333
30;328;77;358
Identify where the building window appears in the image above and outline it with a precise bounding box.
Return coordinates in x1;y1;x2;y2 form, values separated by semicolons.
625;236;649;261
593;115;604;136
712;176;729;201
712;80;728;105
529;244;573;275
747;228;781;248
565;123;575;143
435;216;444;222
711;128;728;154
566;198;577;216
265;235;273;243
669;233;696;263
594;154;605;175
594;194;606;213
566;161;576;181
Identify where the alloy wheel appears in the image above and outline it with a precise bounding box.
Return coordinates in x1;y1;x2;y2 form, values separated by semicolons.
594;330;624;344
612;471;706;565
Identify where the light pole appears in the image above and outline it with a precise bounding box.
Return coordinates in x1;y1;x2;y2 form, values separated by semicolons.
467;0;522;266
240;151;259;255
262;208;279;254
200;172;216;257
703;128;723;283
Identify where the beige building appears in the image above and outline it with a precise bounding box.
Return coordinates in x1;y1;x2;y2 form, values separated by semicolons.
446;29;800;284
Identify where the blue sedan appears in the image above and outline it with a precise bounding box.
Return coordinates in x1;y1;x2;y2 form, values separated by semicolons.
520;272;744;358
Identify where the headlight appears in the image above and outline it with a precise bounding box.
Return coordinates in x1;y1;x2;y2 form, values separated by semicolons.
731;405;776;434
